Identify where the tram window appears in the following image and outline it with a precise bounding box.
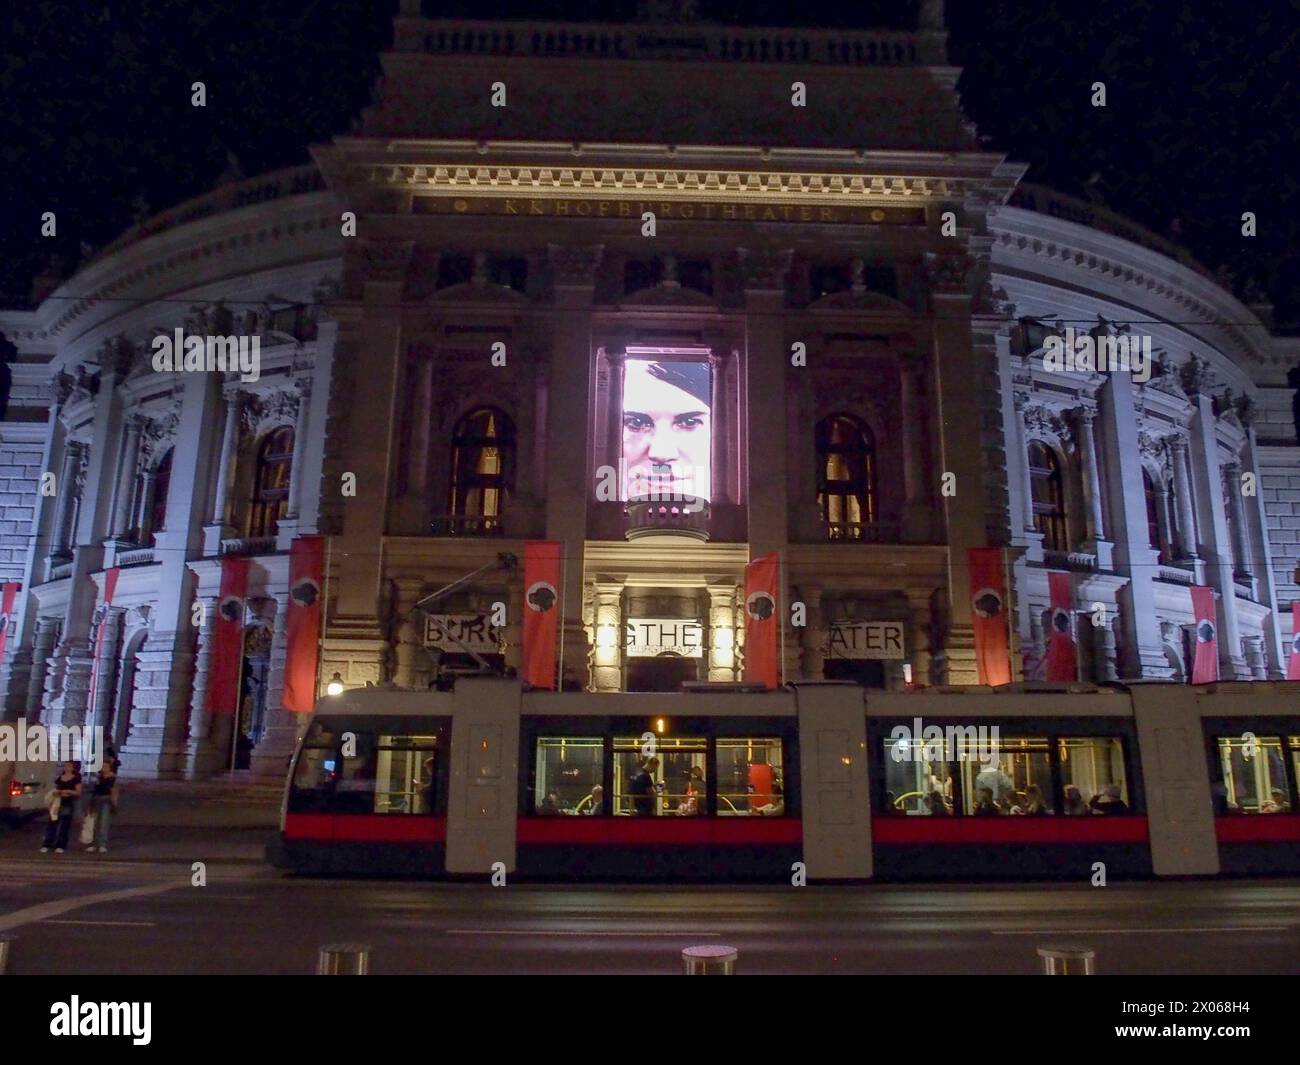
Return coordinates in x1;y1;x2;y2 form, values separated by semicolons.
717;738;785;816
289;728;341;813
957;737;1052;816
1058;738;1129;815
613;737;706;816
1216;736;1290;815
374;735;440;815
534;737;604;815
880;737;953;815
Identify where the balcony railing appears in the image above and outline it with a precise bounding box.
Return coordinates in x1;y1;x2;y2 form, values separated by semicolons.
117;547;156;567
219;536;278;557
431;515;504;537
1156;564;1195;585
626;500;710;541
1043;549;1099;572
824;521;899;544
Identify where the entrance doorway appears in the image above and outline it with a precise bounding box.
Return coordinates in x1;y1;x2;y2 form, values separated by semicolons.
625;652;700;692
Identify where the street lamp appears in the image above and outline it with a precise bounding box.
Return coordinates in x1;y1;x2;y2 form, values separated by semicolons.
326;672;344;696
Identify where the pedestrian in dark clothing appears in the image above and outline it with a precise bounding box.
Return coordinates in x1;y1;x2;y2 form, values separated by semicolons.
42;761;82;853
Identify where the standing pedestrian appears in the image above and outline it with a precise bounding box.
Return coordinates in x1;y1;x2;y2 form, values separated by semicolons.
85;744;121;853
41;761;82;853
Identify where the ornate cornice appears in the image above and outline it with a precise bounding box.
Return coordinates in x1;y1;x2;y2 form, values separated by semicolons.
240;389;300;434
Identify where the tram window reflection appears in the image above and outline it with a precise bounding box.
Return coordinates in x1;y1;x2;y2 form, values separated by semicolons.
613;737;706;816
1216;736;1289;815
534;737;604;815
881;737;953;815
1058;737;1129;815
957;737;1052;816
288;722;340;813
374;735;439;814
717;738;785;816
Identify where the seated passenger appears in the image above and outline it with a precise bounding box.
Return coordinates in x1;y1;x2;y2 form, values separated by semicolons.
1062;785;1089;816
1210;782;1230;816
539;790;563;816
678;766;705;815
924;790;950;816
972;786;1000;817
1261;787;1291;814
1021;784;1049;816
755;782;785;817
881;790;901;816
1089;784;1129;815
584;784;604;815
1006;789;1028;815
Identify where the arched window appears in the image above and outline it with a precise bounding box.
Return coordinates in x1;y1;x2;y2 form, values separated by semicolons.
147;449;173;545
1143;468;1165;559
816;415;876;540
449;408;514;533
1027;441;1068;551
248;427;293;538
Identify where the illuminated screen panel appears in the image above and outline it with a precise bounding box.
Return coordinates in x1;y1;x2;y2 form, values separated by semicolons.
620;358;712;503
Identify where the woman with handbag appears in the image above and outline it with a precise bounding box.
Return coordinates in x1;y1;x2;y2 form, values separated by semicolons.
40;760;82;853
84;745;120;853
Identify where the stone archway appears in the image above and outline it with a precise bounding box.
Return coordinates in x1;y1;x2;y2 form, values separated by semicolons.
111;628;149;752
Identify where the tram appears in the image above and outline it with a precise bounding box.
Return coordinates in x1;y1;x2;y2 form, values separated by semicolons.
268;677;1300;881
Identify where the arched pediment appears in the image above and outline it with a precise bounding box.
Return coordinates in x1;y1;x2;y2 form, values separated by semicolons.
619;283;716;308
807;290;913;315
427;280;528;307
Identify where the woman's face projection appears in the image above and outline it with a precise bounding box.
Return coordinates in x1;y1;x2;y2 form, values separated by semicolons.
621;359;711;502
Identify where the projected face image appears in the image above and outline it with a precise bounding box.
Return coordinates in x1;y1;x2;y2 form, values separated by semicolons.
622;359;711;502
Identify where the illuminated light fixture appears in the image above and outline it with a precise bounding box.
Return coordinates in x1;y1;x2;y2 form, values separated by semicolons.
656;718;666;734
841;756;851;766
596;624;618;649
902;663;913;685
326;672;344;697
714;626;734;650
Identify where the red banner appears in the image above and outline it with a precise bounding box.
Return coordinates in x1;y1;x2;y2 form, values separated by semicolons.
1190;584;1218;685
207;557;249;713
522;541;562;690
1287;602;1300;681
86;569;120;725
743;552;780;689
282;537;324;712
0;581;19;673
1045;571;1078;682
969;548;1011;687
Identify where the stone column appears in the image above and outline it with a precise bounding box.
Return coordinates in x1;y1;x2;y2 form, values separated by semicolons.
250;593;301;779
899;352;929;541
286;377;312;520
110;417;143;540
708;583;739;682
1026;606;1045;681
1243;635;1267;680
49;441;85;559
24;617;61;723
203;390;243;555
591;582;623;692
544;244;601;687
1153;480;1172;560
605;347;625;489
1187;392;1249;679
87;606;124;733
797;583;826;681
1013;394;1036;531
708;351;725;503
1075;406;1107;547
1169;436;1199;561
1222;461;1252;579
179;594;224;778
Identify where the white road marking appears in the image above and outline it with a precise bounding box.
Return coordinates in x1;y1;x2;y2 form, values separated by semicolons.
446;929;723;937
990;926;1290;935
0;881;180;933
43;919;157;927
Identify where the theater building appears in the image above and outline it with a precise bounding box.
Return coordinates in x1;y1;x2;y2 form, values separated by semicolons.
0;4;1296;779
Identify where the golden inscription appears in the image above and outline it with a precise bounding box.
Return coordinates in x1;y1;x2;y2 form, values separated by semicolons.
415;195;924;226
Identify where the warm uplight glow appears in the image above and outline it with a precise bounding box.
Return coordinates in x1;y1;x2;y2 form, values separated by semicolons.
596;624;618;649
326;672;344;696
714;626;734;650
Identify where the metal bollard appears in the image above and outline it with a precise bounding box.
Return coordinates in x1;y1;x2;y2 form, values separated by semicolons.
0;935;13;975
1037;943;1095;975
682;944;738;975
317;943;371;975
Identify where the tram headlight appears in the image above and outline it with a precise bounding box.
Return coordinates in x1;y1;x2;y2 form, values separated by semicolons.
326;672;344;697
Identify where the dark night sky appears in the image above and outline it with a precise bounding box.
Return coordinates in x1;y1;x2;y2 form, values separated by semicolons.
2;0;1297;329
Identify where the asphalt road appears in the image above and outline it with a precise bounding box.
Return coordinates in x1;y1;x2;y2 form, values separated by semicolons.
1;788;1297;975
